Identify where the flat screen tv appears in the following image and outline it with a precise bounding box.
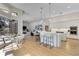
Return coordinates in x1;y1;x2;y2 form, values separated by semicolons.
70;26;77;35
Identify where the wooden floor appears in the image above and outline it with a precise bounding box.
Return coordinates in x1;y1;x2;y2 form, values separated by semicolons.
12;36;79;56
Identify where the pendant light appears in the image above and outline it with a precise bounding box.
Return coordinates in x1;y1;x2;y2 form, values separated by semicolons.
40;7;43;20
48;3;52;31
49;3;51;17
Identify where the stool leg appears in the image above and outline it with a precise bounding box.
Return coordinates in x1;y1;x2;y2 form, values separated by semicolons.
43;36;44;45
49;37;52;49
46;37;48;46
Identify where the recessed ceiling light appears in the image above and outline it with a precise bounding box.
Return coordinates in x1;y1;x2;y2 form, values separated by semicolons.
67;6;71;8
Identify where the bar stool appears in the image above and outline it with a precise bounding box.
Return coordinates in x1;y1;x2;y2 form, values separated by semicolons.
50;35;54;48
40;32;44;45
47;34;51;48
47;33;54;49
43;35;47;46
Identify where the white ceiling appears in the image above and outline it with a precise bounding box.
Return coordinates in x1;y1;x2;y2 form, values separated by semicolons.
0;3;24;19
10;3;79;22
1;3;79;22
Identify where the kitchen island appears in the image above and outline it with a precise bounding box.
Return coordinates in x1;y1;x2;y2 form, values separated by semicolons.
40;31;66;48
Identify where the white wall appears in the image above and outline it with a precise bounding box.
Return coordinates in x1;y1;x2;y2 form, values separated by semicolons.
49;12;79;32
30;12;79;39
48;12;79;39
30;12;79;29
52;19;79;28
